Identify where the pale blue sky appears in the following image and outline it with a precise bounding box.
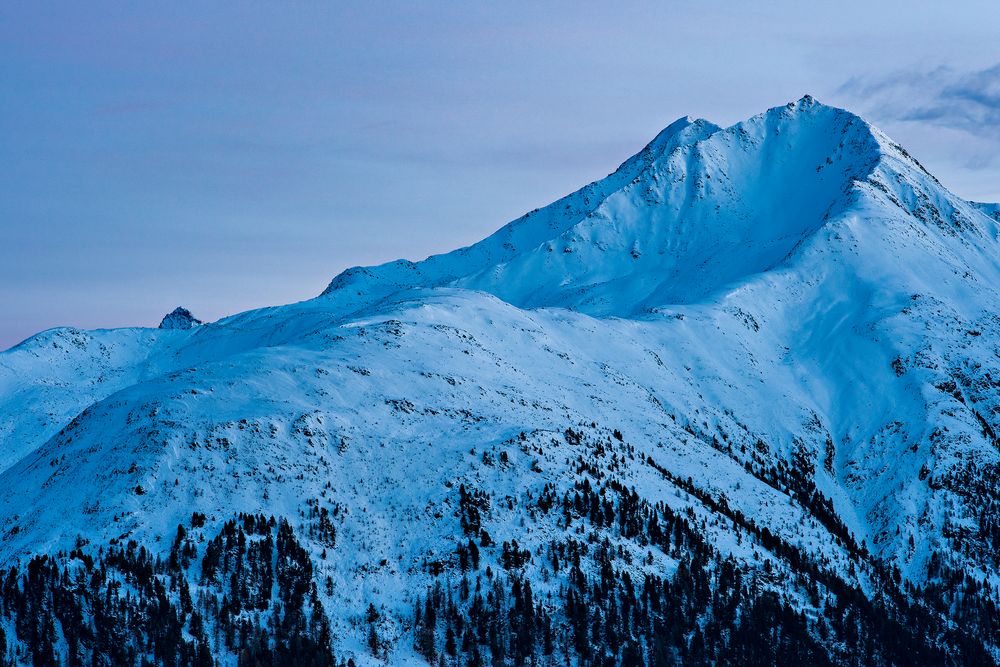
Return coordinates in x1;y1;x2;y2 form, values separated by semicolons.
2;1;999;348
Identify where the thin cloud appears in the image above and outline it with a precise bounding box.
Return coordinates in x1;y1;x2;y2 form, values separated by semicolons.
839;63;1000;139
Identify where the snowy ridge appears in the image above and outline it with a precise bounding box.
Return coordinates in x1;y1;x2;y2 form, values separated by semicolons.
324;96;889;315
3;97;1000;665
319;114;723;315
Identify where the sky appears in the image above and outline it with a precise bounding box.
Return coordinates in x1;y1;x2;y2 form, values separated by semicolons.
2;1;999;349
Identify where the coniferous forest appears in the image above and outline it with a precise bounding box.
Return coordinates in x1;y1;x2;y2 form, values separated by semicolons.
1;427;997;666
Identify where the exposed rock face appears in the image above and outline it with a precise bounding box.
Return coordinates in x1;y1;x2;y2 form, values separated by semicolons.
158;306;202;330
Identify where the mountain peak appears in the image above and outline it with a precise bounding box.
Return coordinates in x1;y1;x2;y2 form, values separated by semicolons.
158;307;202;330
617;115;721;175
320;97;992;319
321;97;893;314
794;92;817;107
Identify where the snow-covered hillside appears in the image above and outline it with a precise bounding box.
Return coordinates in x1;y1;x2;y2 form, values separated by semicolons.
2;96;1000;665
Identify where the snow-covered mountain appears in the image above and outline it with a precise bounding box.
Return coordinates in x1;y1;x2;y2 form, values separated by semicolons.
2;96;1000;665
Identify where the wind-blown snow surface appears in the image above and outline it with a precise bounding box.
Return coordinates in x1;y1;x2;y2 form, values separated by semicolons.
3;96;1000;663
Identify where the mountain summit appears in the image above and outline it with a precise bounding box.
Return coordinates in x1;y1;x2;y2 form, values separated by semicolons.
158;306;202;330
2;99;1000;665
322;96;986;316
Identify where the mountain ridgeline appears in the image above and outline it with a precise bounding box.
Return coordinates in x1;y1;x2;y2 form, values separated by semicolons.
2;97;1000;665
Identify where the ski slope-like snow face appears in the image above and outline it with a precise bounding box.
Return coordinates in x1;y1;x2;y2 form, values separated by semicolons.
3;96;1000;663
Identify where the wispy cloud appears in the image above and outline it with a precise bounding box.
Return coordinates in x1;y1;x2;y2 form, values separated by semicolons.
839;63;1000;139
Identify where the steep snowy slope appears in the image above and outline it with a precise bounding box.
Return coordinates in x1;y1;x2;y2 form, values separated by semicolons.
2;97;1000;665
0;326;187;470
